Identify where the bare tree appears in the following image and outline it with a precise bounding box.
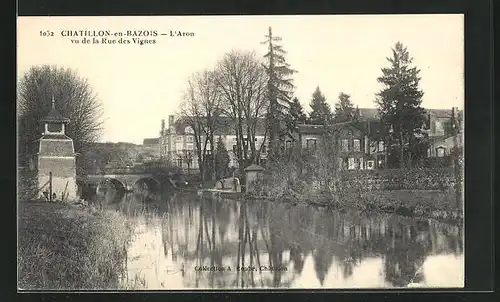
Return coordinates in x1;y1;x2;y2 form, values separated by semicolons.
17;65;104;174
179;69;223;182
214;50;269;169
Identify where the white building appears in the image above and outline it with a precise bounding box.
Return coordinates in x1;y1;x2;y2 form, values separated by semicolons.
159;115;269;172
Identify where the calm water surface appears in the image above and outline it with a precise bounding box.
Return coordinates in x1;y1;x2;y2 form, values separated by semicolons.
98;189;464;289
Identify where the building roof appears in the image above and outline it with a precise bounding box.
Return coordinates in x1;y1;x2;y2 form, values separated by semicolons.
38;134;72;140
297;124;325;135
41;98;70;123
244;164;265;172
41;108;70;123
143;138;160;145
39;140;74;156
170;116;268;136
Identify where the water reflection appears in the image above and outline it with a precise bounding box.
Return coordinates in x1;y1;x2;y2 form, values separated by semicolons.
116;192;463;289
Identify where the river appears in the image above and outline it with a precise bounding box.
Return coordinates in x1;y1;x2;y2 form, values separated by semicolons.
95;188;464;290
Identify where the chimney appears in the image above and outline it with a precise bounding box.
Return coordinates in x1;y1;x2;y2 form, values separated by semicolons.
161;119;165;136
168;115;175;128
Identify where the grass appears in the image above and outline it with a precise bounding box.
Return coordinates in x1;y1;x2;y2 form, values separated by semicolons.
18;201;136;290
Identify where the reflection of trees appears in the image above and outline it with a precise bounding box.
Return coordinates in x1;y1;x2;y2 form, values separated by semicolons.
154;193;463;289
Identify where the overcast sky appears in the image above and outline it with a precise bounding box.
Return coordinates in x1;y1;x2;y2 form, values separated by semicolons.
18;15;464;144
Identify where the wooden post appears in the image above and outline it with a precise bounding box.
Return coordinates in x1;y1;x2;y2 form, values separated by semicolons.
49;172;53;202
62;181;69;202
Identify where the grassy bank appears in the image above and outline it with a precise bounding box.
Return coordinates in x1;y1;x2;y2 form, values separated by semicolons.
18;201;136;290
254;189;463;223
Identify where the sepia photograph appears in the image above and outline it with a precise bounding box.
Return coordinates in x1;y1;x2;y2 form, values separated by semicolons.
17;15;464;290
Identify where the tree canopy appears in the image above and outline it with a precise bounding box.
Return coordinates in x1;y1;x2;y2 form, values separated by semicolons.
17;65;104;174
308;87;333;126
334;92;359;123
376;42;426;168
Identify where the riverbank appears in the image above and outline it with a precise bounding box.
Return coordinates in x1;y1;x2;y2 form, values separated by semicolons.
248;189;463;224
18;201;137;290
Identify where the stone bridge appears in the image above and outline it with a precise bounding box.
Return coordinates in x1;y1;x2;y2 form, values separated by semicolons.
84;173;160;192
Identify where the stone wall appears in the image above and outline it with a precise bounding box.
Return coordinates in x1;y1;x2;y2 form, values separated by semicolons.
37;157;78;201
38;157;76;177
37;175;78;201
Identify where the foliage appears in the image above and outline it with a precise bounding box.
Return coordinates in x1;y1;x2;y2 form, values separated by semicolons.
18;202;133;290
376;42;426;168
261;27;297;158
143;159;182;179
17;65;104;174
308;87;333;126
334;92;359;123
285;97;307;133
215;136;230;179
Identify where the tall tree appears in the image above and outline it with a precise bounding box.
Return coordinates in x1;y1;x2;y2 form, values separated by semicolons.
261;26;297;158
334;92;357;123
215;51;268;169
214;136;230;179
180;69;223;182
17;65;104;175
308;87;333;126
376;41;425;168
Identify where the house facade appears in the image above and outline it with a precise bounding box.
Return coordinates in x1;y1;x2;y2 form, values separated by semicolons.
423;107;463;158
156;107;461;173
159;115;269;172
294;121;387;171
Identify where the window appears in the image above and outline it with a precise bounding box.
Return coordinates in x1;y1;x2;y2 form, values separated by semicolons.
176;136;182;143
176;142;182;151
233;145;238;153
185;126;194;134
358;157;364;170
434;120;444;135
177;158;183;167
306;139;317;150
187;143;193;150
348;158;355;170
353;139;360;152
367;160;375;169
436;147;446;157
341;139;349;152
378;141;385;152
186;136;193;143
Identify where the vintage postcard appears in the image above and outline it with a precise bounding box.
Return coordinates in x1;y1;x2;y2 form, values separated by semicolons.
17;15;464;290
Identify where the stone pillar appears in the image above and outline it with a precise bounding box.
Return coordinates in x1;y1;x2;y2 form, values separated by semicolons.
244;164;265;193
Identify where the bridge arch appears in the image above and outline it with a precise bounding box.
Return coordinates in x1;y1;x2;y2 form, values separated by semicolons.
97;178;126;194
133;177;160;193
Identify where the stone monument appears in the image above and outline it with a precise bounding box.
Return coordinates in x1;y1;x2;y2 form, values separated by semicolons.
33;97;78;201
244;164;265;193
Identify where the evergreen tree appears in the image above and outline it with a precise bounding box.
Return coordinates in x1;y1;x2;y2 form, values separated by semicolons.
376;41;425;168
308;87;333;125
262;26;297;158
285;97;307;133
334;92;357;123
214;136;230;179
